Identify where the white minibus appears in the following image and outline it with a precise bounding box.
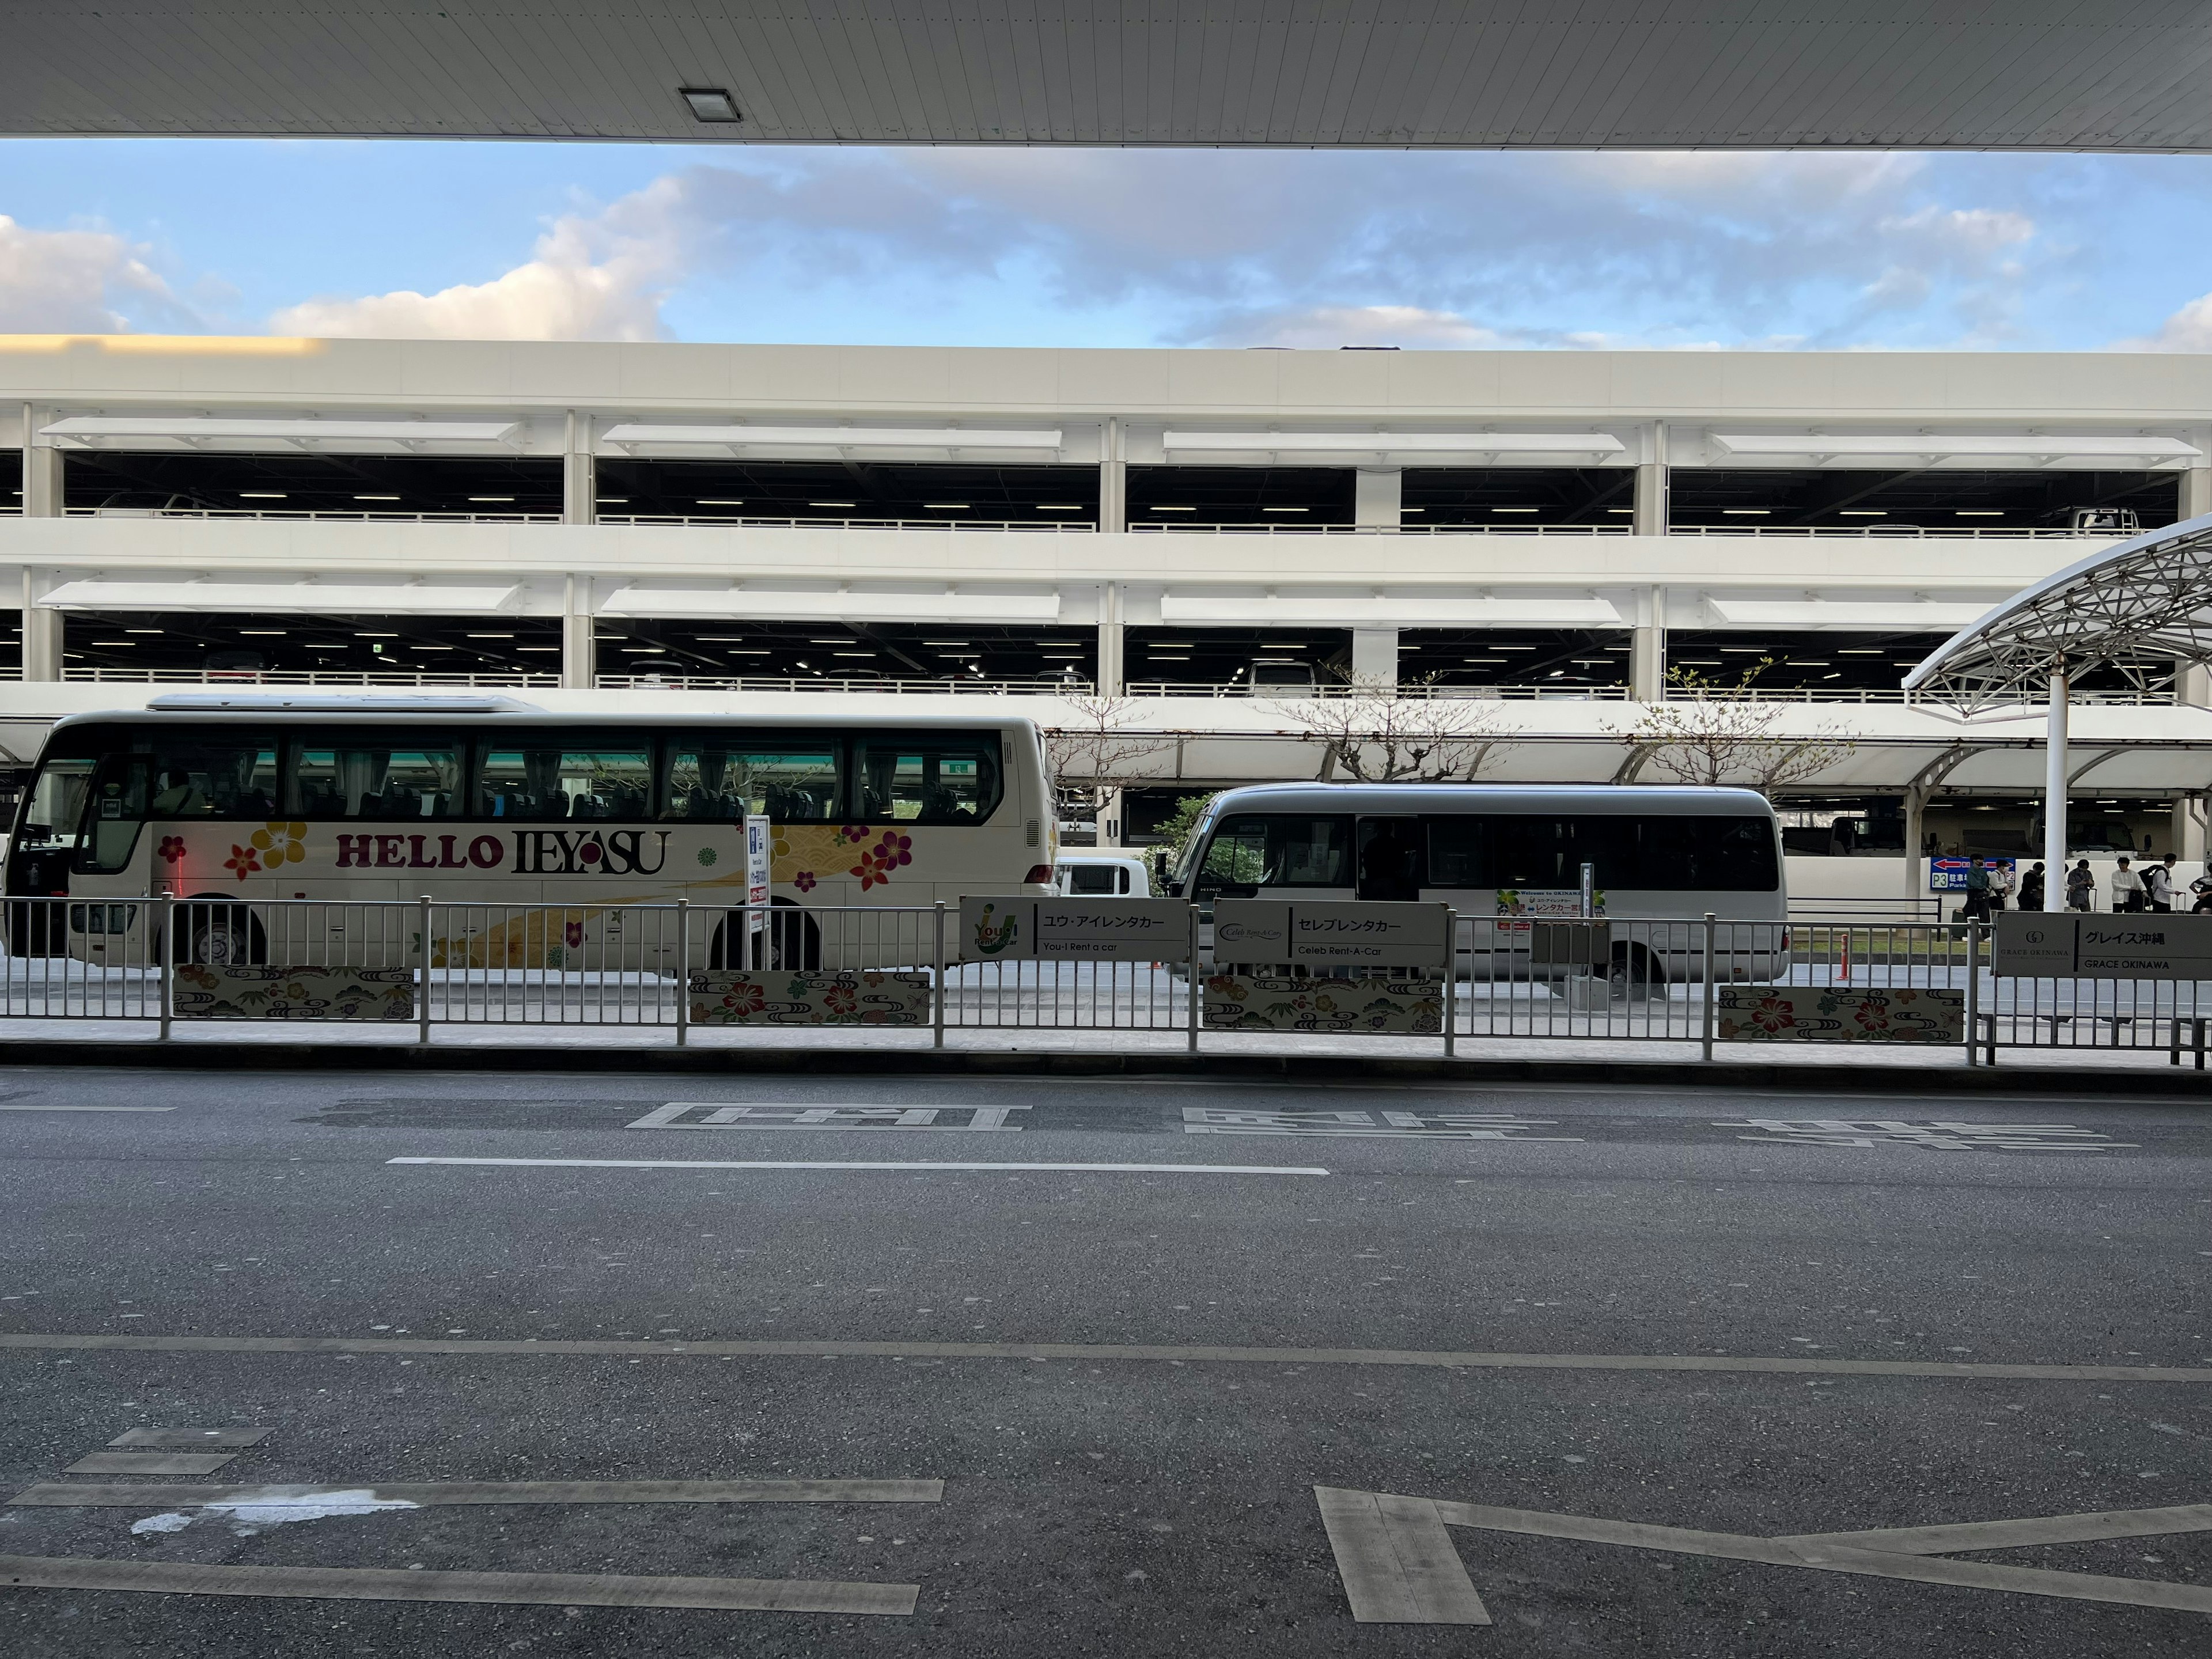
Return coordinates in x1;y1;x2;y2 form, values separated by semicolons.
5;694;1055;968
1171;782;1788;983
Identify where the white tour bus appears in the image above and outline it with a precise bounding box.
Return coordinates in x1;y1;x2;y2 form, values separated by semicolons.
5;694;1055;969
1171;782;1787;983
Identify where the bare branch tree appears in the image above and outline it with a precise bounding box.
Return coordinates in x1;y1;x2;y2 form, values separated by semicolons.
1618;660;1855;797
1277;674;1518;783
1040;693;1176;827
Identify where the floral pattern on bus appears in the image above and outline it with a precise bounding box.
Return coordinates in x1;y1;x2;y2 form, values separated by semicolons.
771;823;920;892
251;821;309;867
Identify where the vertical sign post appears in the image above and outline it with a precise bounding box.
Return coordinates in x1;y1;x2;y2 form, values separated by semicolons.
1963;921;1980;1066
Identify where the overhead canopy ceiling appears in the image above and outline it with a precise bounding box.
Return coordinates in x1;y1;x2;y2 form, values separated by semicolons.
1904;511;2212;710
6;2;2210;147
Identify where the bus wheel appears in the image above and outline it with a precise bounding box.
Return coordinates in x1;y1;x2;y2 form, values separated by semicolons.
768;900;821;972
1605;942;1664;999
183;904;263;967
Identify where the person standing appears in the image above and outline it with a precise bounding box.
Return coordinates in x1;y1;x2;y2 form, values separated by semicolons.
2145;855;2178;914
2018;860;2046;910
1988;859;2014;913
1962;856;1991;923
2066;859;2096;911
2111;856;2145;914
2192;864;2212;914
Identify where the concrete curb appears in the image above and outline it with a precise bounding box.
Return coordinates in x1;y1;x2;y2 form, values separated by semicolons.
0;1039;2205;1097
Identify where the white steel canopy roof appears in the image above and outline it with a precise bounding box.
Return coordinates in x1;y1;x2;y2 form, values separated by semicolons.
1903;512;2212;710
3;2;2210;148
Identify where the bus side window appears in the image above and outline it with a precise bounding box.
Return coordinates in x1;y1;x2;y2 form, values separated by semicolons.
852;737;1001;825
294;738;463;820
660;743;841;823
1195;821;1267;899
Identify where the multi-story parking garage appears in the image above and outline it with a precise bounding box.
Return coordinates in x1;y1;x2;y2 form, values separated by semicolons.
3;335;2210;899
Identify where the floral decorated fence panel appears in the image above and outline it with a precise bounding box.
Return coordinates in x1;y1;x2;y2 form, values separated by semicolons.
1716;986;1964;1044
173;964;415;1021
1203;972;1444;1035
688;969;933;1028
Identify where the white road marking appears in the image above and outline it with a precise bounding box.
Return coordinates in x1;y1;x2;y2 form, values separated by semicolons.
1716;1119;2136;1152
1315;1487;1490;1625
2;1332;2200;1383
0;1105;173;1113
1407;1494;2212;1617
630;1103;1030;1131
387;1156;1327;1176
1184;1107;1578;1141
16;1478;942;1507
0;1554;919;1615
1781;1503;2212;1555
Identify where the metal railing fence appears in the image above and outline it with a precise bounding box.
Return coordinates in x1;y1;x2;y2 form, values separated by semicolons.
0;897;2203;1065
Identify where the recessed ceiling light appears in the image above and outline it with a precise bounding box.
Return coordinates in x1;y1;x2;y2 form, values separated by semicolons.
238;491;287;499
697;499;745;506
1492;506;1539;513
809;502;855;509
1721;508;1770;516
468;496;514;503
923;503;971;510
1840;509;1887;516
680;87;741;123
1957;509;2005;516
354;494;400;502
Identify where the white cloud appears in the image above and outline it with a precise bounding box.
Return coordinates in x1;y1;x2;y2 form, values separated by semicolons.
268;180;684;340
2116;291;2212;352
0;215;179;331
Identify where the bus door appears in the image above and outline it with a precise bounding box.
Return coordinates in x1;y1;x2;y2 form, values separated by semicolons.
1354;817;1422;902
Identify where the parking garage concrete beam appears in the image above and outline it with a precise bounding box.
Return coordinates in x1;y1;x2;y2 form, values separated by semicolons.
1355;468;1402;529
1633;421;1667;536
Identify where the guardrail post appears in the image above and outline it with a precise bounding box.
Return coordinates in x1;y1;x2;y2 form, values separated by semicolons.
1441;905;1456;1058
932;902;947;1051
1700;912;1717;1061
1963;922;1980;1067
158;892;173;1040
1187;906;1201;1054
674;899;690;1048
417;894;433;1047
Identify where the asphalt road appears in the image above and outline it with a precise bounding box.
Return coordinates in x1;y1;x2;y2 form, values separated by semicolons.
1;1067;2207;1656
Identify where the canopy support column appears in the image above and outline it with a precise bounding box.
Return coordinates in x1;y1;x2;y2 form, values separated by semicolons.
2044;664;2067;911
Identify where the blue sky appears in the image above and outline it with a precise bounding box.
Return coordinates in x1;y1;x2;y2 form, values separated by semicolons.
3;139;2212;351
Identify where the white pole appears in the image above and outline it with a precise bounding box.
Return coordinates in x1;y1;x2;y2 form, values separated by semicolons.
2044;664;2068;911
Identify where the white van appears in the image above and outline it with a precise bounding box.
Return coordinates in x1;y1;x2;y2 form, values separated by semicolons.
1053;853;1152;897
1169;782;1787;985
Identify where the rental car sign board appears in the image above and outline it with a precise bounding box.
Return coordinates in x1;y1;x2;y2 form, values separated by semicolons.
960;897;1190;960
1213;901;1451;966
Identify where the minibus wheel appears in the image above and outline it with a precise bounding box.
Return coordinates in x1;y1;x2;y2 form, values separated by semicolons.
1604;941;1664;999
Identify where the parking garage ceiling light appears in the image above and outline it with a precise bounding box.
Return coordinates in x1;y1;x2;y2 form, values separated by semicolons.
41;416;522;450
600;423;1063;453
1163;430;1627;459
